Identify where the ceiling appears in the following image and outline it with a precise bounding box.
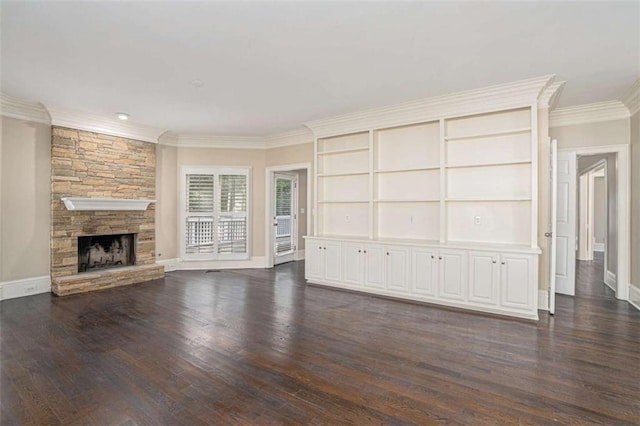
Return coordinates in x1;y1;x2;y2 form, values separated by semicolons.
2;1;638;135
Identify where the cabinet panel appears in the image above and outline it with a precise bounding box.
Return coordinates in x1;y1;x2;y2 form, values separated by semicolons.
364;245;384;289
385;246;410;292
323;242;342;282
306;241;323;280
438;249;467;301
468;251;498;305
412;248;437;296
501;254;531;308
343;243;364;286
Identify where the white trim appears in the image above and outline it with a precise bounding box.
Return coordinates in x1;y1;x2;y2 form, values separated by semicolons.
0;93;51;124
594;243;605;252
538;290;549;311
44;104;166;143
156;258;180;272
294;249;305;261
550;101;630;128
539;81;566;110
60;197;155;211
559;144;630;301
622;78;640;116
265;163;312;268
0;276;51;301
305;75;554;138
629;284;640;311
605;270;617;292
264;128;314;149
176;256;266;270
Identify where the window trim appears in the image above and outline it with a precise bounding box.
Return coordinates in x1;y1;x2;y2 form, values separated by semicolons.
180;165;251;261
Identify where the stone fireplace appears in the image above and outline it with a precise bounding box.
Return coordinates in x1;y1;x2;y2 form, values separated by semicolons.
50;127;164;296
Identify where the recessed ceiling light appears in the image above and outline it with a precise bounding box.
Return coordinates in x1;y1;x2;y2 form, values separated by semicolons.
190;79;205;88
116;112;129;121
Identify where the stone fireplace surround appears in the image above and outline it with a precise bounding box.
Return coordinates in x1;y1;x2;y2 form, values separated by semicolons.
50;127;164;296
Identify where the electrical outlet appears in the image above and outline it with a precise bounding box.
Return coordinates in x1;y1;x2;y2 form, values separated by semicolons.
345;215;350;222
24;285;37;294
474;216;481;225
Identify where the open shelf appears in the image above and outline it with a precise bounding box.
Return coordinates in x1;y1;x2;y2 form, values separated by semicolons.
444;127;531;141
374;199;439;203
317;147;369;156
445;159;531;169
374;166;439;173
446;197;531;202
318;200;370;204
318;171;369;177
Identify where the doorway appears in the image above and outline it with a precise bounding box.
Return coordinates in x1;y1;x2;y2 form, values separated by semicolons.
273;172;297;265
551;144;630;310
265;163;312;268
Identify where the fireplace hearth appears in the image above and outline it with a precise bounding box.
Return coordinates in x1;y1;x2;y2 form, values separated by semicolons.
78;234;136;273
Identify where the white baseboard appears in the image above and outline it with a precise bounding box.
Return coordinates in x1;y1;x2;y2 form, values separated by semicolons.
0;276;51;301
629;283;640;311
538;290;549;311
175;256;267;271
156;258;180;272
604;270;617;291
593;243;605;252
294;249;305;261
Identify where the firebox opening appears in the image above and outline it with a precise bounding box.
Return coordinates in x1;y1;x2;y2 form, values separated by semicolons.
78;233;136;273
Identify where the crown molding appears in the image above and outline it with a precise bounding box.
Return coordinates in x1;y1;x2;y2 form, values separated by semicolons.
305;75;555;138
43;104;166;143
172;134;265;149
622;78;640;116
264;127;313;149
0;93;51;124
539;81;566;110
549;101;630;128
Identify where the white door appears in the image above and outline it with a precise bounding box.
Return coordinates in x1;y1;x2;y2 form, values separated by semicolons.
273;173;297;265
385;246;410;293
306;239;323;280
343;243;364;287
468;251;498;305
412;248;437;296
438;249;467;301
500;254;532;308
364;245;384;289
548;140;558;314
323;242;342;282
555;151;577;295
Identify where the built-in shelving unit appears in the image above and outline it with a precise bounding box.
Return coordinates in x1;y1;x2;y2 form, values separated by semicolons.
307;75;551;320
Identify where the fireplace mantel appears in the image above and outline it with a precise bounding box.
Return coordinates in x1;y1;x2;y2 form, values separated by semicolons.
60;197;156;211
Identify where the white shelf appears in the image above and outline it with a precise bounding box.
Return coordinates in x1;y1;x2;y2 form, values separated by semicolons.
317;147;369;156
60;197;156;211
445;160;531;169
445;197;531;202
318;171;369;177
374;199;439;203
444;127;531;142
318;200;370;204
374;166;439;173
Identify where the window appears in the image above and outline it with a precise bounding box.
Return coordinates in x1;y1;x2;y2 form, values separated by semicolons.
182;166;250;260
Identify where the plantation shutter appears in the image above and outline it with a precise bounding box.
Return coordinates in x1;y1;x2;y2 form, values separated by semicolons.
185;174;215;254
218;174;248;255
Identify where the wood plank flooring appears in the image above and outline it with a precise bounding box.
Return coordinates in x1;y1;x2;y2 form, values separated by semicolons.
1;256;639;425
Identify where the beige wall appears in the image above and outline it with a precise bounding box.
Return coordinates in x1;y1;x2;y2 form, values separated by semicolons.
297;169;307;250
1;117;51;282
630;111;640;301
593;176;606;245
155;143;178;260
265;143;313;167
552;119;630;149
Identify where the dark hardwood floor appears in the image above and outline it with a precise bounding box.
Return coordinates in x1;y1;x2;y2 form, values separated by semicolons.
1;258;639;425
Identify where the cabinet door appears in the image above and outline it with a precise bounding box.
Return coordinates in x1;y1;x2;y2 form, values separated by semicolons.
438;249;467;301
500;254;532;309
306;240;324;280
343;243;363;286
364;245;384;289
323;242;342;282
385;245;410;293
468;251;499;305
412;248;437;296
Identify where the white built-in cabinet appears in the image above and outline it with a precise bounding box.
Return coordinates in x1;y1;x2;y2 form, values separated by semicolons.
307;104;542;320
